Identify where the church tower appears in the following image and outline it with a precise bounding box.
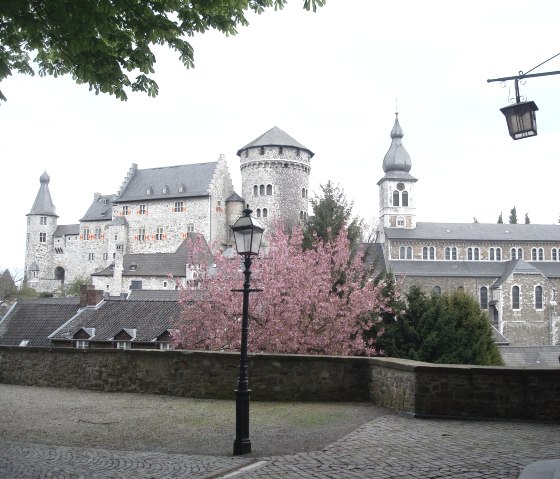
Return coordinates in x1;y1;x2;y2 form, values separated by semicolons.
237;126;313;230
377;114;417;229
25;172;58;288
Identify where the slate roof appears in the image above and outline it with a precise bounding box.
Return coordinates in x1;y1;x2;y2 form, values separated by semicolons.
49;300;181;343
499;346;560;368
387;258;560;279
385;222;560;241
226;192;244;202
0;298;80;347
28;171;58;217
361;243;387;277
127;290;181;301
80;195;116;222
492;259;545;287
92;234;212;278
236;126;314;157
113;162;218;203
491;325;510;346
54;224;80;236
382;114;413;174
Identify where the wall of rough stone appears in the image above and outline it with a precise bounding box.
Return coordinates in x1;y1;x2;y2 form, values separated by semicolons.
1;347;559;420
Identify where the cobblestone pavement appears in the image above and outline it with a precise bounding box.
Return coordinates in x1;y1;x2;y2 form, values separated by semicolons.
1;414;559;478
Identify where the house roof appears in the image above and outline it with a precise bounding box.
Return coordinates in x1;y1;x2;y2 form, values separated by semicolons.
236;126;314;157
0;298;80;347
49;300;182;343
80;195;116;222
127;290;181;301
113;162;218;203
385;222;560;242
492;259;545;287
499;346;560;368
92;233;212;278
54;224;80;236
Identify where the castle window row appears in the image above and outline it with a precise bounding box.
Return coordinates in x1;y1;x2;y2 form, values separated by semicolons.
299;211;308;220
81;228;104;241
398;245;560;261
253;184;273;196
256;208;268;218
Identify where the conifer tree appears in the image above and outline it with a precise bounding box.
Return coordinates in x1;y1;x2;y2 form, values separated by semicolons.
509;207;518;224
497;213;503;224
525;213;530;224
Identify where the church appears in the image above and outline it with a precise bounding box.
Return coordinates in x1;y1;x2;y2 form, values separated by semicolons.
24;118;560;347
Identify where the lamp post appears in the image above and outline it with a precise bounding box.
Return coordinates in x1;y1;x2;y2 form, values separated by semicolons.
487;53;560;140
230;208;264;456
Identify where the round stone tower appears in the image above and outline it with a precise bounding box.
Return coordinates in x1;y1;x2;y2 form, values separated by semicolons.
25;172;58;288
237;126;314;230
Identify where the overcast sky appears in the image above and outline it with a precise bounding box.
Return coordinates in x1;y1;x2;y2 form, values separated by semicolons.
2;0;560;273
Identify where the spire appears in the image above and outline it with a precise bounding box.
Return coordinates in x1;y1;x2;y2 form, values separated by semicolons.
28;171;58;216
382;113;412;173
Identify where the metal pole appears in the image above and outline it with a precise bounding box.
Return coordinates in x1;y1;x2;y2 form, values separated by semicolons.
233;254;252;455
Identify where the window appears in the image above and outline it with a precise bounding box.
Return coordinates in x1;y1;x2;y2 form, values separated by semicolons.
138;227;146;241
266;184;272;195
254;185;258;196
139;204;147;215
116;341;131;349
83;228;90;240
393;190;400;206
260;185;265;196
433;286;441;296
512;285;520;310
256;208;261;218
397;216;405;227
302;188;306;198
399;246;413;260
163;281;168;288
88;253;94;261
296;148;301;157
40;216;47;225
19;340;30;347
511;248;523;260
402;191;409;207
467;247;480;260
103;253;108;261
263;208;268;218
300;211;304;220
174;201;184;213
422;247;435;260
457;286;464;292
122;206;129;215
159;342;171;350
156;227;164;240
260;146;265;155
552;248;559;261
535;286;543;309
489;247;502;261
186;224;195;233
279;146;283;155
39;232;46;243
27;217;31;225
480;286;488;309
95;227;101;240
130;280;142;290
75;340;89;349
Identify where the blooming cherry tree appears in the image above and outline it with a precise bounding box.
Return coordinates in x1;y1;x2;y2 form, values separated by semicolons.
174;225;394;356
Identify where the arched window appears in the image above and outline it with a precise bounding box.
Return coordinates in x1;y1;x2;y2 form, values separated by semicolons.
511;248;523;260
259;185;265;196
393;190;400;206
54;267;65;281
512;286;520;309
253;185;258;196
496;248;502;261
300;211;304;220
266;184;272;195
433;286;441;296
422;247;428;260
511;248;517;259
259;146;265;155
474;247;480;260
457;286;464;292
535;286;543;309
552;248;558;261
480;286;488;309
399;246;406;259
302;188;306;198
423;246;435;260
256;208;261;218
397;216;405;227
407;247;412;259
531;248;537;260
402;191;409;207
538;248;544;261
489;248;495;261
263;208;268;218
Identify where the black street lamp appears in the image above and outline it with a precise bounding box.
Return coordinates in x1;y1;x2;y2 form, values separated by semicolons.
230;208;264;456
487;53;560;140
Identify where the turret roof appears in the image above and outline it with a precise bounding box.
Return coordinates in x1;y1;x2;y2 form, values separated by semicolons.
236;126;314;157
28;171;58;217
382;114;413;175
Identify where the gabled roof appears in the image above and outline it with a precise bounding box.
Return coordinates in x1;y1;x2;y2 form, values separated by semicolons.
492;259;545;287
385;222;560;241
80;195;116;222
226;192;244;202
127;290;181;301
500;345;560;368
50;300;181;343
236;126;314;157
28;171;58;217
388;260;509;277
92;233;212;278
113;162;218;203
0;298;80;347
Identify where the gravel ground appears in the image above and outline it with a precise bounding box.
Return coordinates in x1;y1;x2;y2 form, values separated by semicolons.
0;384;390;457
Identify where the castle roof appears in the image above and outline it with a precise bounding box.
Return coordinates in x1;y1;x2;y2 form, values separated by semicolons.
236;126;314;158
380;114;416;182
54;224;80;236
113;162;219;203
28;171;58;217
81;195;116;222
385;222;560;242
226;192;244;202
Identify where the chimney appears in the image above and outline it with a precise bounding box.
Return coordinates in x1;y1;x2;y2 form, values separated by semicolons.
79;285;103;307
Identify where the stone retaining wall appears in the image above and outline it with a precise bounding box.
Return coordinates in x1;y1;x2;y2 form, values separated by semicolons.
0;346;559;420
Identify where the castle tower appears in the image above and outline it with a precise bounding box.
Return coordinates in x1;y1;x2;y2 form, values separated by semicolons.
25;172;58;288
237;126;313;230
377;114;417;229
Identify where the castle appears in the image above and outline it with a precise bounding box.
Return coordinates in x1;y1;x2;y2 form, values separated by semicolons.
25;119;560;346
25;126;313;296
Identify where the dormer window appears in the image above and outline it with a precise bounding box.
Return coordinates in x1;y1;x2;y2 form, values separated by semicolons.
146;187;153;195
260;146;265;155
130;263;137;271
179;183;186;193
162;185;169;194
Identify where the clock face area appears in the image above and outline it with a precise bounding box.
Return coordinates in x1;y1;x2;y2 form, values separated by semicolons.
396;182;405;191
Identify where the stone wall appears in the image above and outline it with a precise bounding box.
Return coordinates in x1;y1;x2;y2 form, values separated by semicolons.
0;347;559;420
